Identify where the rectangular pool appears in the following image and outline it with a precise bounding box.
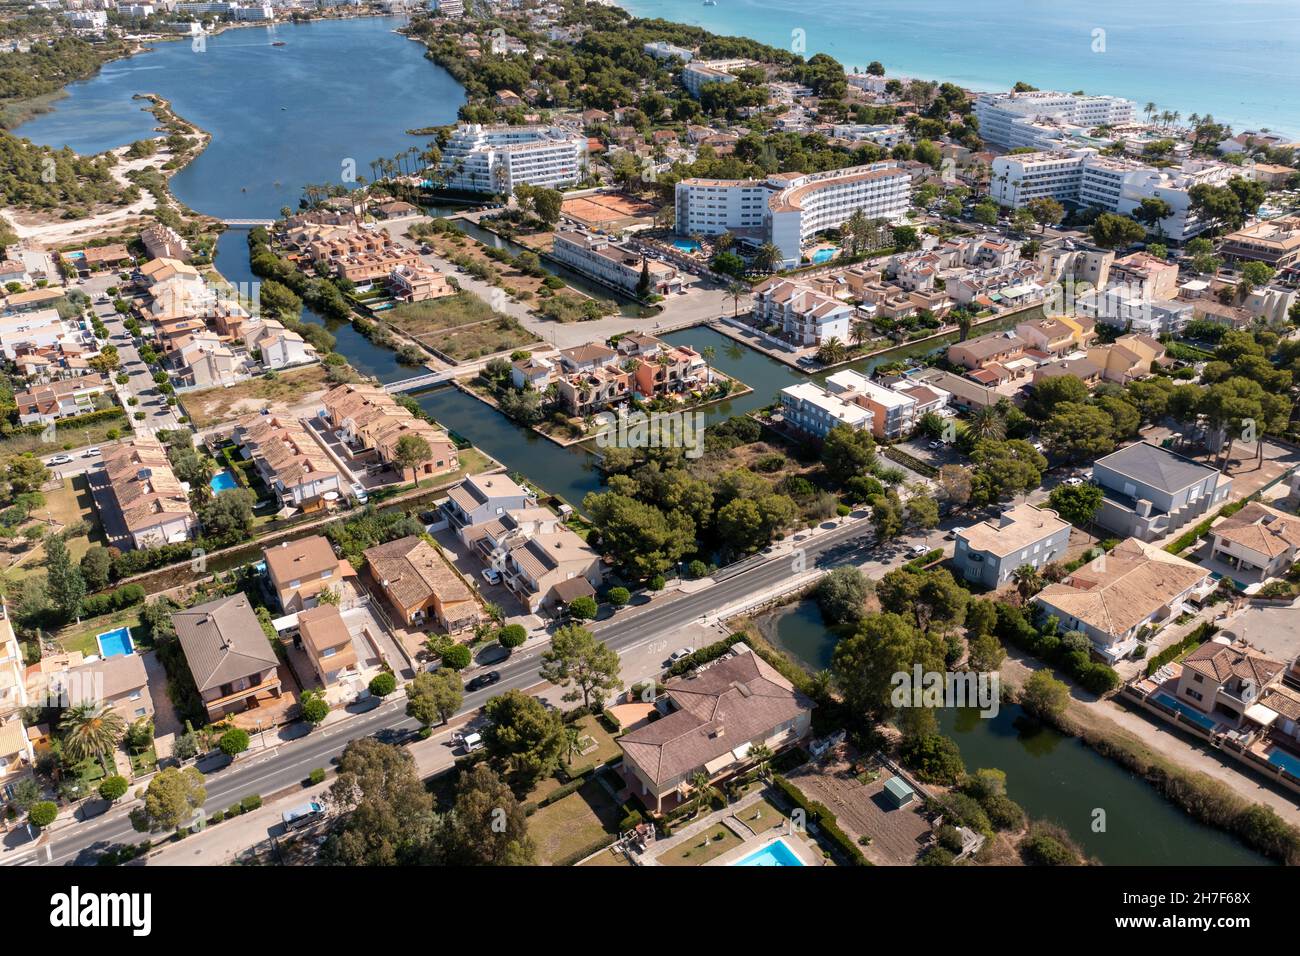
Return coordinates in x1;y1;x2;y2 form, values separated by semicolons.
1266;747;1300;780
96;626;135;659
1151;692;1217;732
730;837;805;867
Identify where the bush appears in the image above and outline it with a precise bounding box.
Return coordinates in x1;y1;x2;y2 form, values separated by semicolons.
219;728;251;757
566;595;598;620
308;768;326;785
441;644;472;670
98;775;129;803
240;794;262;813
1020;827;1080;866
687;559;709;579
368;672;397;697
29;801;58;828
648;574;665;591
607;586;630;608
497;623;527;649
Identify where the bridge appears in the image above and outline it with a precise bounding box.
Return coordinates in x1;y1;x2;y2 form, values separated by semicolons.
384;370;455;394
220;219;276;227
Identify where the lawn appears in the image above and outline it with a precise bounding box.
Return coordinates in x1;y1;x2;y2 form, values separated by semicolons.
54;607;142;658
733;796;789;836
527;778;623;865
0;475;106;587
561;714;621;771
365;448;496;504
658;823;743;866
382;291;540;362
181;364;330;428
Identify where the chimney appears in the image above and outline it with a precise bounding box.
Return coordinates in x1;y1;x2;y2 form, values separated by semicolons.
1136;499;1153;518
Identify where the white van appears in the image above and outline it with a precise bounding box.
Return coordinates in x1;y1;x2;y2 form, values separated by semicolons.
461;732;484;754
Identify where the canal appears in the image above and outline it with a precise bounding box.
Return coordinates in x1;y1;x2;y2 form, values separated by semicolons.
758;600;1270;866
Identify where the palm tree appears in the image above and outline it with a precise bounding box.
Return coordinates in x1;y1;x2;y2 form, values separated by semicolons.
955;309;973;341
60;702;126;776
1143;101;1157;124
748;742;774;780
1011;564;1043;601
689;770;718;817
726;280;748;318
751;242;782;274
816;336;848;365
563;725;584;766
968;404;1006;442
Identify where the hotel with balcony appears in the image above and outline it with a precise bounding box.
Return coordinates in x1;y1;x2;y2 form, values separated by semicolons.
436;124;587;194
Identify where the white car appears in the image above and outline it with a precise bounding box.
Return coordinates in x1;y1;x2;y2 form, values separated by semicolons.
669;647;695;663
47;454;73;466
351;484;369;503
909;544;929;557
82;447;101;458
480;568;501;585
1063;477;1084;486
944;527;966;540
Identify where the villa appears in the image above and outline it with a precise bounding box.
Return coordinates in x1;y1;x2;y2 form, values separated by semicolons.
364;535;482;633
1207;501;1300;581
1091;441;1232;543
173;595;282;722
264;535;353;613
320;383;459;484
91;437;197;551
232;414;343;513
441;473;539;545
954;503;1071;589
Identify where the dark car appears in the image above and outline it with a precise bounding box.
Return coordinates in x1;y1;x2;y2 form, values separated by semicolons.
465;670;501;692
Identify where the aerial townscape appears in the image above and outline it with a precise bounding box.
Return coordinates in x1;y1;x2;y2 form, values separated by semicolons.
0;0;1298;905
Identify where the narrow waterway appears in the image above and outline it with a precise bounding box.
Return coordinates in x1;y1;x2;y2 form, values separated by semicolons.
759;600;1270;865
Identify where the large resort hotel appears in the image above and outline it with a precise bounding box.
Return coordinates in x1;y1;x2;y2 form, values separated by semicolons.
674;162;911;268
436;123;588;194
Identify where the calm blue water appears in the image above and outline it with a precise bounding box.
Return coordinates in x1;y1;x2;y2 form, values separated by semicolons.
731;837;805;866
810;248;836;264
96;627;135;659
14;17;465;218
1266;748;1300;778
210;469;238;493
619;0;1300;135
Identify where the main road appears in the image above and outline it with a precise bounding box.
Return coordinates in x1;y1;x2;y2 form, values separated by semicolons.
10;513;921;866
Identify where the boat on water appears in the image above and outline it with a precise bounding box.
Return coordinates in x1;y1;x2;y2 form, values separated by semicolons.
271;41;285;47
702;0;716;6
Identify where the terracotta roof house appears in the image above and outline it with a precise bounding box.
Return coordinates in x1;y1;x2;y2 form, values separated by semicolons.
233;414;343;513
264;535;352;613
296;604;358;688
1173;638;1287;728
619;646;813;812
92;437;196;551
1034;538;1215;662
44;653;153;724
947;331;1026;370
321;383;458;484
1209;501;1300;580
364;535;481;633
172;595;282;721
14;372;110;425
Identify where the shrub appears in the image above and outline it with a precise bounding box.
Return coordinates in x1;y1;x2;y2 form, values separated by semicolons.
240;794;262;813
566;595;598;620
607;586;630;608
299;690;329;726
308;768;326;786
647;574;665;591
441;644;472;670
368;672;397;697
498;623;527;649
1020;826;1080;865
29;801;58;828
687;559;709;579
218;728;251;757
98;775;129;803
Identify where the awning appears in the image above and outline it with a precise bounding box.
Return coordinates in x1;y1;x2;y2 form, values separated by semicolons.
1244;703;1279;727
703;752;736;775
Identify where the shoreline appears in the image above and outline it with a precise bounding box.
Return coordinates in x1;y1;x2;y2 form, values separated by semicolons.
609;0;1296;138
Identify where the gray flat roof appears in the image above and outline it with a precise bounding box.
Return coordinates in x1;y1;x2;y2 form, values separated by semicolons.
1095;441;1221;494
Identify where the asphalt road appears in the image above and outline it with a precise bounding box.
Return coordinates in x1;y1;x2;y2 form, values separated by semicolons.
12;513;895;867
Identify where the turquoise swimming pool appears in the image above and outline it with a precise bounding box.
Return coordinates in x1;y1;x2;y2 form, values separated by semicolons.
731;838;805;867
810;248;836;264
672;239;701;253
1266;747;1300;780
96;627;134;659
210;470;238;493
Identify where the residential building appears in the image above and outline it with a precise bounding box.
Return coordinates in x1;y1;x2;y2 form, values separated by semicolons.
14;373;111;425
0;308;72;360
1172;638;1287;727
140;223;189;262
441;473;538;545
320;383;458;483
93;437;197;551
1091;441;1232;542
1085;332;1167;383
243;317;316;369
1109;252;1181;300
824;369;917;439
175;332;239;388
556;363;633;417
0;609;33;800
264;535;352;612
1016;316;1094;357
954;503;1071;588
235;415;341;512
1219;215;1300;271
751;277;854;345
1034;538;1215;662
1208;501;1300;580
510;354;555;391
499;524;602;613
297;604;358;687
947;330;1027;371
619;645;814;812
551;232;681;296
975;90;1136;150
643;40;693;63
388;263;453;302
681;58;756;98
628;342;711;399
365;535;481;632
48;654;154;724
173;595;282;722
1076;285;1193;334
780;380;873;440
436;124;587;194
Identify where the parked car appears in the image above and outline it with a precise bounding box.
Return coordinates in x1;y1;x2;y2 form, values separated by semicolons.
944;527;966;540
1063;476;1084;486
281;801;325;832
909;544;929;557
351;484;369;503
669;647;695;663
927;440;943;450
46;454;72;466
465;671;501;692
81;447;100;458
480;567;501;585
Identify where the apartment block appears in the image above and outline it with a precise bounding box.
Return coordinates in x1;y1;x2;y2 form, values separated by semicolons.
954;503;1071;588
437;124;587;194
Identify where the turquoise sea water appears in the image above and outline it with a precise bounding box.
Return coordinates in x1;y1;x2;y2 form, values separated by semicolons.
619;0;1299;136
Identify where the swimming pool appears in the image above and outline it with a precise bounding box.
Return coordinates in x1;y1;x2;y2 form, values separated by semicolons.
810;248;836;264
672;239;701;253
1266;747;1300;780
96;627;135;659
1152;692;1218;732
731;837;805;867
210;470;238;493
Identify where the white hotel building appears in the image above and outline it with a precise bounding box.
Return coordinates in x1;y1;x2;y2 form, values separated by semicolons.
975;90;1137;150
681;59;756;98
991;150;1236;242
436;124;587;195
675;162;910;268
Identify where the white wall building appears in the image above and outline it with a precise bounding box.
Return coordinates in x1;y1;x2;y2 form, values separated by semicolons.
643;40;693;63
681;59;756;98
436;124;587;194
780;382;873;440
975;90;1136;150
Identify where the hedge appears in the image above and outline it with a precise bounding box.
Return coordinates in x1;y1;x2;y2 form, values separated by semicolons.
771;774;870;865
1146;621;1218;677
995;602;1120;695
883;446;939;479
4;405;124;439
79;583;146;619
1164;498;1250;555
